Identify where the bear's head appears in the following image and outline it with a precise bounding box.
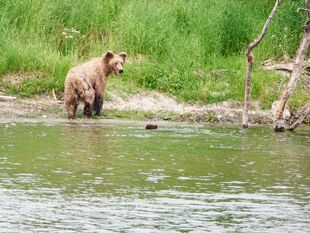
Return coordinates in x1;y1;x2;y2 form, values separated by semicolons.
103;50;127;76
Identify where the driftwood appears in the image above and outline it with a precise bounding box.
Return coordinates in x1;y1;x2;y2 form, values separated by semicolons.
288;101;310;130
242;0;281;128
263;61;294;73
0;95;16;101
262;59;310;76
273;0;310;132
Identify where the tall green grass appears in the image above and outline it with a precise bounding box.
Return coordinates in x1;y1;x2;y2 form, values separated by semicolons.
0;0;308;109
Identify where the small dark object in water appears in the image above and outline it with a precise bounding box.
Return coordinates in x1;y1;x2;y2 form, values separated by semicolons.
145;124;158;130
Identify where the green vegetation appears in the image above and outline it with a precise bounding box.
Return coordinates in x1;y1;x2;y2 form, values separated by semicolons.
0;0;308;110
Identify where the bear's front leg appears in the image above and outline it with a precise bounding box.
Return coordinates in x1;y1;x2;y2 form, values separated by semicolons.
84;103;93;118
68;103;78;119
93;94;103;116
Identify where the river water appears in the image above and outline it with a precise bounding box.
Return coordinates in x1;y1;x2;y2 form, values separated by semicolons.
0;120;309;232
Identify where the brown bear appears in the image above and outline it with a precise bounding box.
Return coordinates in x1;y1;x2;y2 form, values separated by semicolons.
64;51;127;119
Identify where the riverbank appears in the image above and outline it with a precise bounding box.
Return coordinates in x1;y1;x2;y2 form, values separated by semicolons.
0;90;281;125
1;1;307;110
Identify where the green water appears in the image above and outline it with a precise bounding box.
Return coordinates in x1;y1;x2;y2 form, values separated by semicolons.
0;120;309;232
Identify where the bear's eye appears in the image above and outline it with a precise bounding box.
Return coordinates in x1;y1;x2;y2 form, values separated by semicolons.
114;62;118;65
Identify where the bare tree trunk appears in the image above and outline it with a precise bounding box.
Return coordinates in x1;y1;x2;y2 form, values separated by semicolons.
288;101;310;130
273;0;310;132
242;0;281;128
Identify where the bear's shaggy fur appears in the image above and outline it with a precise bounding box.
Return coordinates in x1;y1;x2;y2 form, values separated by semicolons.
64;51;127;119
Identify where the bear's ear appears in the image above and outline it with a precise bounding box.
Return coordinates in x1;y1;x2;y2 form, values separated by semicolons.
103;50;114;62
119;52;127;62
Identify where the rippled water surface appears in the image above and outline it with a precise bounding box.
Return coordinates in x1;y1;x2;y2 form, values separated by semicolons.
0;121;309;232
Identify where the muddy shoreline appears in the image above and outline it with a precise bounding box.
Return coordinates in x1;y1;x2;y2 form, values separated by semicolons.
0;90;308;128
0;92;277;125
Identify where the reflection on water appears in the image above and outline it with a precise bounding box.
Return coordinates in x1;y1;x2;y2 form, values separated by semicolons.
0;122;309;232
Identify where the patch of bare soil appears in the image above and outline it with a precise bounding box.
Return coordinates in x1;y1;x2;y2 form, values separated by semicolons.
0;97;63;119
104;91;273;123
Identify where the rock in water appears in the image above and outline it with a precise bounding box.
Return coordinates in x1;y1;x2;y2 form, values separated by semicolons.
145;124;158;130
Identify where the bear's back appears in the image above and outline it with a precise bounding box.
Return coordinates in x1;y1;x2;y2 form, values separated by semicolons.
66;57;104;86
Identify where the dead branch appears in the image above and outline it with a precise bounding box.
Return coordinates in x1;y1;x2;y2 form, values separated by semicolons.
288;101;310;130
0;96;16;101
242;0;281;128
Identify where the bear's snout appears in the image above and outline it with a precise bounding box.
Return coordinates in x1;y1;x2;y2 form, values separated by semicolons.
119;69;123;75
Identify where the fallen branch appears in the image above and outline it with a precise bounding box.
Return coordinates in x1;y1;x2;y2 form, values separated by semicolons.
0;96;16;101
288;101;310;130
242;0;281;128
52;89;57;101
263;62;294;72
297;8;310;13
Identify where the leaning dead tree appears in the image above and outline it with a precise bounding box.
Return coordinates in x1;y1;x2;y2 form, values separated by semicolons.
273;0;310;132
242;0;281;128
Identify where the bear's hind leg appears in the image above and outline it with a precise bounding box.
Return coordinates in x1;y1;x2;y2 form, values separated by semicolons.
93;94;103;116
83;88;95;118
